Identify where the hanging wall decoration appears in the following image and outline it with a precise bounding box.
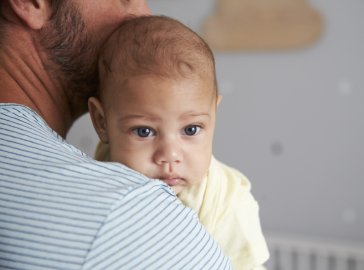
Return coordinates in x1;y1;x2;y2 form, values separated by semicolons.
202;0;324;51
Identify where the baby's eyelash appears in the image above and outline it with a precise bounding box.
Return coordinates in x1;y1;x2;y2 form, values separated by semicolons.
131;126;156;137
182;124;202;136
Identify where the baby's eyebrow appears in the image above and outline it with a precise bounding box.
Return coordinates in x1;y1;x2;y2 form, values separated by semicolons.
118;114;159;122
179;112;211;120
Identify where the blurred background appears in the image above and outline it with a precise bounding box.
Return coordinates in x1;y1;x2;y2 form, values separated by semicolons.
67;0;364;268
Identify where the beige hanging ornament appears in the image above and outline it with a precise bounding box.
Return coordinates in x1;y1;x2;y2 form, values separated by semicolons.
202;0;324;51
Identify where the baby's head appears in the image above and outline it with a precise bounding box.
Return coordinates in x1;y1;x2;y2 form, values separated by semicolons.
89;15;220;194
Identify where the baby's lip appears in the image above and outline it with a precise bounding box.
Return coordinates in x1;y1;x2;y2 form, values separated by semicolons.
159;175;183;186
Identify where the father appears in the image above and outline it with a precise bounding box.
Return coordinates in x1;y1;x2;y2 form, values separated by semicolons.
0;1;231;269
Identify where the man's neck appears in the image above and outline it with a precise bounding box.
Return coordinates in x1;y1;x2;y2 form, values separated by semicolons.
0;26;73;138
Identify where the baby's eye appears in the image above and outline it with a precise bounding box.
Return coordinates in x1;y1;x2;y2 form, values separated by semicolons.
183;125;201;136
132;127;155;137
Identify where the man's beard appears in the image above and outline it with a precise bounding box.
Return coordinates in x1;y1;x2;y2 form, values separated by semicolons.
40;2;99;117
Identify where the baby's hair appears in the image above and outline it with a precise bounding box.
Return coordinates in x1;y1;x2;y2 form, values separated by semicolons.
98;15;217;98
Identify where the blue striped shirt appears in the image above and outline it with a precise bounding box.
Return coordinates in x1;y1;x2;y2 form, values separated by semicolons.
0;104;232;270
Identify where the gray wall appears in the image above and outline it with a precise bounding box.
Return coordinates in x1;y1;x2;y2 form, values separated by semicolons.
67;0;364;243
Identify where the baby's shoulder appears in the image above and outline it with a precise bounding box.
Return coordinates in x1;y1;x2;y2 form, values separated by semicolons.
210;156;252;192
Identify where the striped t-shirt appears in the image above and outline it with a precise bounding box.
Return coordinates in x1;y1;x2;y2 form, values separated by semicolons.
0;104;232;270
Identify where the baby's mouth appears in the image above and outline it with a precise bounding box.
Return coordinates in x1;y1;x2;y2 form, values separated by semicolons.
159;176;183;186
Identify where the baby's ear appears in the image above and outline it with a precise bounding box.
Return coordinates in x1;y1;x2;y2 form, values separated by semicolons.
88;97;109;143
217;95;223;107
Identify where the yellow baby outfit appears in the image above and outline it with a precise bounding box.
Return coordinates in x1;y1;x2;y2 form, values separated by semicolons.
178;156;269;270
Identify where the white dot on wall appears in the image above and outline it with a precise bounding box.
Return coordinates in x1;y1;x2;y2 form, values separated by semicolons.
342;208;358;225
338;79;353;96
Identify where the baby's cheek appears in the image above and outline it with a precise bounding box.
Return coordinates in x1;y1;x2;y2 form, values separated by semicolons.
191;169;208;185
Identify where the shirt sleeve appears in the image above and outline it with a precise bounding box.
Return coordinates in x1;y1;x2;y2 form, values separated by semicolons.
82;181;232;270
212;161;270;270
215;190;269;270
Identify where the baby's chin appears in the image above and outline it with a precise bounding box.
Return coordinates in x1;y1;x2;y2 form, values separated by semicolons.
170;185;183;195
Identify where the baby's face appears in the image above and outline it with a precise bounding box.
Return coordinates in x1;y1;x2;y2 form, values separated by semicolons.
103;75;218;194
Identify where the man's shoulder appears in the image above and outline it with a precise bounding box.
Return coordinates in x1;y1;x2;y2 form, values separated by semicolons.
0;101;174;215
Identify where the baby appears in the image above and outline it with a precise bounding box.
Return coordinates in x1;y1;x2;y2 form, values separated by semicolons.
88;15;269;270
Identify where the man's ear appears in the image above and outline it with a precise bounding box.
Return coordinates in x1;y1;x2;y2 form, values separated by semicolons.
88;97;110;144
9;0;51;30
